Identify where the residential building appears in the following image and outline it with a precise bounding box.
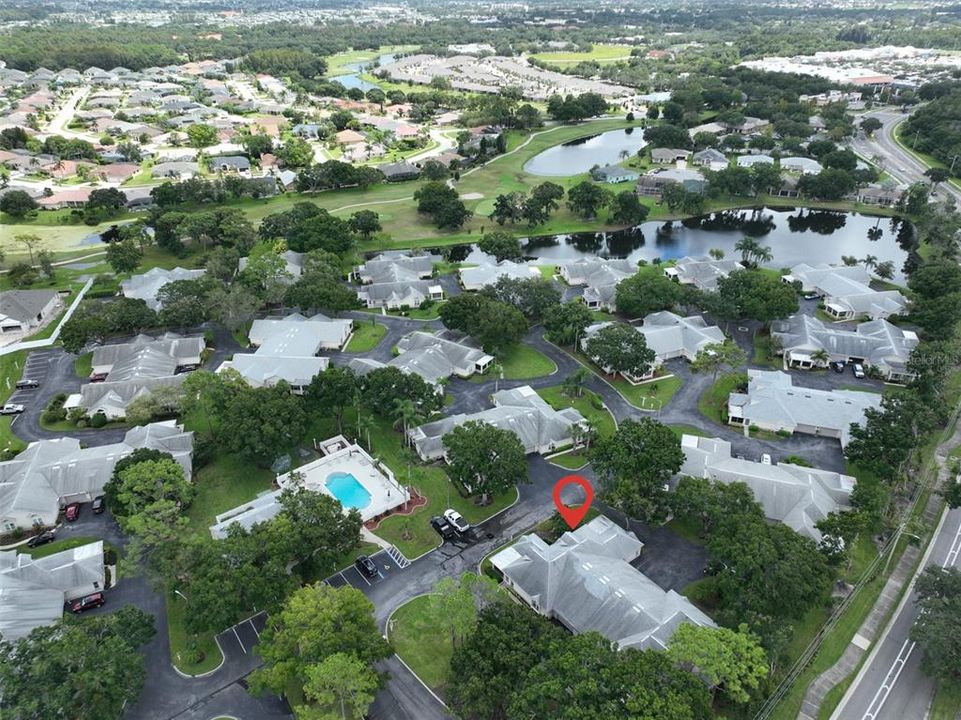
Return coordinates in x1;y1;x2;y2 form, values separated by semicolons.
0;290;61;334
582;311;725;381
221;313;351;392
781;156;823;175
771;314;918;382
663;256;740;291
727;370;882;446
857;185;903;207
558;257;636;310
782;263;908;320
354;251;440;285
210;155;251;174
687;122;726;138
209;436;410;537
121;267;206;311
0;541;105;640
491;515;714;650
590;164;640;184
650;148;691;165
377;161;421;182
409;385;586;461
635;169;707;197
725;117;770;134
680;434;854;542
691;148;727;169
736;154;774;168
0;422;193;531
238;250;306;280
335;129;365;145
347;331;493;389
151;161;199;179
460;260;540;291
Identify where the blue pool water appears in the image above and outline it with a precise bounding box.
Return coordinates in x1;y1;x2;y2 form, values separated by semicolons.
325;472;372;510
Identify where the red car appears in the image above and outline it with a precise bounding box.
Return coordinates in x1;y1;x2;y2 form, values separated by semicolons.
68;593;105;613
64;503;81;521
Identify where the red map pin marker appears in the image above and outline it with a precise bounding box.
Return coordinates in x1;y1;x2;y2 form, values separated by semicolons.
553;475;594;529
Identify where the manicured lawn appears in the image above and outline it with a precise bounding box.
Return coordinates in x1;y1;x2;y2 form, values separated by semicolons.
74;352;93;378
529;44;633;66
668;424;711;438
930;679;961;720
18;535;101;558
611;373;683;410
535;265;556;279
548;449;589;470
166;592;223;676
698;371;747;425
752;330;782;368
0;351;28;456
535;385;616;438
185;451;275;533
498;344;557;380
389;594;457;693
345;321;387;352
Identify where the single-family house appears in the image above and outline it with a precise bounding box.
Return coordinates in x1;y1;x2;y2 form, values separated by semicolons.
0;541;106;640
210;155;251;174
727;370;882;446
151;161;199;179
635;168;707;197
334;129;365;146
590;165;640;184
408;385;586;462
687;122;726;138
558;257;636;310
736;154;774;168
491;515;715;650
353;251;440;285
781;156;823;175
0;422;193;532
0;290;61;334
355;281;444;310
121;267;206;311
348;331;493;390
460;260;540;292
663;256;740;291
691;148;727;169
238;250;306;280
771;314;918;382
857;185;903;207
782;263;908;320
377;162;421;182
650;148;691;165
679;434;855;542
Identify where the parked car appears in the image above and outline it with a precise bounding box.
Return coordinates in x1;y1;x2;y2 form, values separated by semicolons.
89;373;108;383
15;379;40;389
354;555;378;579
92;496;105;514
68;592;105;614
430;516;456;540
27;530;56;548
803;293;820;300
444;508;471;535
0;404;24;415
64;503;81;521
852;363;866;379
832;361;845;373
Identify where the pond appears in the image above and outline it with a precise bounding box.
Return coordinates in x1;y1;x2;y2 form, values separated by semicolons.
435;208;915;282
523;128;647;176
330;53;396;92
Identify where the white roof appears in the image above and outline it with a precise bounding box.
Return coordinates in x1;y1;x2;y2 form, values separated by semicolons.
460;260;539;289
120;267;205;311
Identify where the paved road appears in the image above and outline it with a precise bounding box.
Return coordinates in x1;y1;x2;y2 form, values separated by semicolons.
831;419;961;720
851;109;961;205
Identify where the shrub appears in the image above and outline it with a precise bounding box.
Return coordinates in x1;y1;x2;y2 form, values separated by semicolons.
590;395;604;410
784;454;813;466
103;547;118;565
90;412;108;428
776;429;792;438
749;424;760;433
192;434;216;468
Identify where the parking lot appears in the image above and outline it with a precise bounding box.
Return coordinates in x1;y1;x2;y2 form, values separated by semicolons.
5;348;57;408
325;548;407;590
216;611;268;658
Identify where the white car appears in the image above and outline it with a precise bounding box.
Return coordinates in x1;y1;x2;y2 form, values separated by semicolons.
852;363;866;379
0;403;24;415
443;509;471;534
760;453;772;465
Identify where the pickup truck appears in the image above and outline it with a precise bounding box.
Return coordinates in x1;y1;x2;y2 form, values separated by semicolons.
0;404;25;415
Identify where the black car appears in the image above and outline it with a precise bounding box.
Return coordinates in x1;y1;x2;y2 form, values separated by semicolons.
430;516;456;540
354;554;378;579
92;496;105;514
27;530;56;548
15;379;40;389
832;361;845;373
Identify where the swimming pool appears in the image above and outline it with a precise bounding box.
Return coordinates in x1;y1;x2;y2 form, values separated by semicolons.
325;472;373;510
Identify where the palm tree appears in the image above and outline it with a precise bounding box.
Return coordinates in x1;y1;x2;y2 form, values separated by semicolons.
811;348;830;367
563;367;590;398
709;248;725;260
754;245;773;266
580;420;597;451
391;398;423;446
356;414;376;451
618;149;630;162
862;254;878;271
735;236;762;266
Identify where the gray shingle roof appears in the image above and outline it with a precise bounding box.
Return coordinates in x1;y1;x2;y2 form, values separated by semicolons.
492;515;714;650
0;290;59;324
666;256;740;291
680;434;854;541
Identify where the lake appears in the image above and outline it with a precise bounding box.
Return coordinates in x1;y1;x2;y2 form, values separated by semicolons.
523;128;648;176
330;53;396;92
436;208;914;282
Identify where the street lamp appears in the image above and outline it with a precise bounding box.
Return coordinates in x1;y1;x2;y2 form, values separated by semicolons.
174;589;188;602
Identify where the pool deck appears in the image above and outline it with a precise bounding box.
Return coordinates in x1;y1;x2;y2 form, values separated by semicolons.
278;444;410;522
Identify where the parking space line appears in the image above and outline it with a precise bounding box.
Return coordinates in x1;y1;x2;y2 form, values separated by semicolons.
232;626;246;653
248;618;260;638
338;570;349;585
